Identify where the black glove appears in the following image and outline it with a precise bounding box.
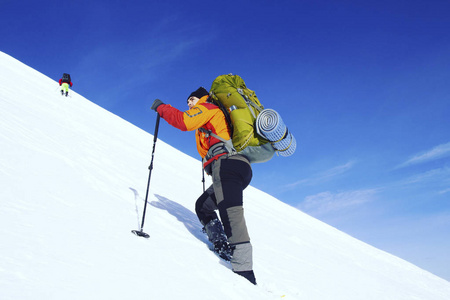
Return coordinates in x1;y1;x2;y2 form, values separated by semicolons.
151;99;164;112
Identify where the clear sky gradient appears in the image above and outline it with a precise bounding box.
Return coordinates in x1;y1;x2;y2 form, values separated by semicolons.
1;0;449;280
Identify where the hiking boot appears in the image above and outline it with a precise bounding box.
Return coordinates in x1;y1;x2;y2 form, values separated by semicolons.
65;91;69;97
214;239;233;261
234;270;257;285
61;90;64;95
204;218;233;261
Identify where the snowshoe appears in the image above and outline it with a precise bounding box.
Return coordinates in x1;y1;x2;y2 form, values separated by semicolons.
214;240;233;261
203;218;233;261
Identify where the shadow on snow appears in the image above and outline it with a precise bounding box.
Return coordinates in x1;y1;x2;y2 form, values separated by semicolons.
150;194;208;244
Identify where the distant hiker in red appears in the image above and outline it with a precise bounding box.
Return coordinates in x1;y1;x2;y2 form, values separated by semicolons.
59;73;73;97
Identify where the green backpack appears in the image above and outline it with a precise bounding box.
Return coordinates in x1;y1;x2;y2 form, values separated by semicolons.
208;74;275;163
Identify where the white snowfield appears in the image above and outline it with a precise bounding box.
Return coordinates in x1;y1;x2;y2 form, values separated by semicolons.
1;51;449;300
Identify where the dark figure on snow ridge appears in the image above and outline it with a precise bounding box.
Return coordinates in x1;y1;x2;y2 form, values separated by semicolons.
59;73;73;97
151;87;256;285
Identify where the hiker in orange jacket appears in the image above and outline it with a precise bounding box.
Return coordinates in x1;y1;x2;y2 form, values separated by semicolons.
151;87;256;285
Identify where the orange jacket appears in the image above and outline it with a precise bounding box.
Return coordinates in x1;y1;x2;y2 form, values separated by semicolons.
156;95;231;158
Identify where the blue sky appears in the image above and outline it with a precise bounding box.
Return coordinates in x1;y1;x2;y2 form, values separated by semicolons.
1;0;449;280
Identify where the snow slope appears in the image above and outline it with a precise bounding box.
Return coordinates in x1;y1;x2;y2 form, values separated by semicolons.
1;51;449;299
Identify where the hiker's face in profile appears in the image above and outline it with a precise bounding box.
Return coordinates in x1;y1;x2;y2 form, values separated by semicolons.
187;97;199;109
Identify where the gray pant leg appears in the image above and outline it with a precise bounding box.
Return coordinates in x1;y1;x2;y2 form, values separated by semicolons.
231;242;253;272
211;158;251;244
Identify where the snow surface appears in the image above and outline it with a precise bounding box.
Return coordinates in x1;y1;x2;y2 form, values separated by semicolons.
1;51;449;300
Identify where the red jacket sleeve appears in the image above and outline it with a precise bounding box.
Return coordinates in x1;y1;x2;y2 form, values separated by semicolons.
59;79;62;85
156;104;188;131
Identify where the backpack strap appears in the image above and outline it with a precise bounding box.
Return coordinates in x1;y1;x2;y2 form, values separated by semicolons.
238;91;262;118
201;138;232;175
198;127;236;155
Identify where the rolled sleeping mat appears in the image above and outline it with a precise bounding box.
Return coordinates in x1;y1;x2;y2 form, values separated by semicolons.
255;109;296;157
274;129;296;157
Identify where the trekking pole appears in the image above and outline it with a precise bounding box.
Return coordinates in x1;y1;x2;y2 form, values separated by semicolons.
132;113;161;238
202;163;206;192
